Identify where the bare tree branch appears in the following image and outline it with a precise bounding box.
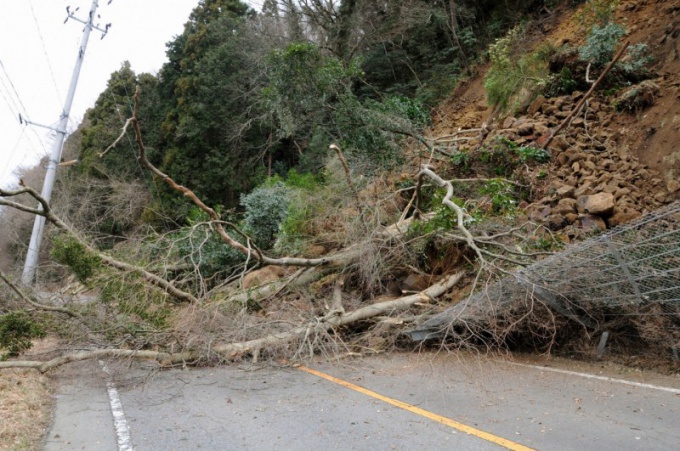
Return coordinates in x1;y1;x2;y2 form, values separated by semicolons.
0;269;80;318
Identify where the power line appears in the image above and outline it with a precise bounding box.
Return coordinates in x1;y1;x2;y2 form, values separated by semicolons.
0;60;49;155
0;74;23;118
27;0;64;106
0;59;31;118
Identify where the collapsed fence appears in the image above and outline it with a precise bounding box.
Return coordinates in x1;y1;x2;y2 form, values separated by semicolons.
411;200;680;360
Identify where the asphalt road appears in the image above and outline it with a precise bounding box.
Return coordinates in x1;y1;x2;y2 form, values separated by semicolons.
43;353;680;450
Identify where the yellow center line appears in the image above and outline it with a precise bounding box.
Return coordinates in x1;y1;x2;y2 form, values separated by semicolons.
298;365;535;451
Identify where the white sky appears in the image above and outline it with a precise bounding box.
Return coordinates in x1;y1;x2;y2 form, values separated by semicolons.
0;0;201;188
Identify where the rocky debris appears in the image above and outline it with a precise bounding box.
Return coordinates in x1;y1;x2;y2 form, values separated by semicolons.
477;90;677;234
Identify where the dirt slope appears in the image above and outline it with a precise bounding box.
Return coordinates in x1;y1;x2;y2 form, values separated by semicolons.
429;0;679;235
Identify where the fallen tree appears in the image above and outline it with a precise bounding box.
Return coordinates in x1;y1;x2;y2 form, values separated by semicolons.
0;273;461;372
0;87;558;371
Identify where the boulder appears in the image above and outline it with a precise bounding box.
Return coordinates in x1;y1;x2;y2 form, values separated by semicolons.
667;179;680;193
577;192;616;216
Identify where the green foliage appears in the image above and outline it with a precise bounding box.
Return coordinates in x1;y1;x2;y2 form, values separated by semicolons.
497;137;550;163
99;276;172;329
51;235;101;283
576;0;619;31
578;21;652;80
578;22;626;67
241;182;291;249
545;67;579;97
516;145;551;164
484;27;554;112
284;169;323;190
450;150;471;172
479;179;517;213
618;43;653;73
274;170;324;253
163;207;245;277
0;311;45;358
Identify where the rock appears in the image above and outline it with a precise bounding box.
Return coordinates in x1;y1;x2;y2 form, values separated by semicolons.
555;185;576;198
528;95;546;115
667;179;680;193
607;207;642;228
242;265;289;289
654;192;668;203
614;187;632;199
554;199;576;215
534;123;548;135
579;214;607;232
502;116;516;129
546;214;567;230
564;213;579;224
556;152;569;166
577;192;616;216
528;205;552;222
559;197;578;209
517;122;535;136
551;135;570;151
543;105;558;115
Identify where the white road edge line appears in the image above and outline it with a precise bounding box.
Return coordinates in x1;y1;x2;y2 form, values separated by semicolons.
99;361;135;451
504;360;680;394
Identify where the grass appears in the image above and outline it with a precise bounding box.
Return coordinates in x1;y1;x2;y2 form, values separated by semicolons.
0;339;55;450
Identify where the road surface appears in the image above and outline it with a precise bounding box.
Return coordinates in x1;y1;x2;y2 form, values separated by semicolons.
44;352;680;450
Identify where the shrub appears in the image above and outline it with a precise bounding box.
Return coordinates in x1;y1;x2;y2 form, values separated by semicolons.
578;22;626;67
0;311;45;358
578;23;652;76
241;182;290;250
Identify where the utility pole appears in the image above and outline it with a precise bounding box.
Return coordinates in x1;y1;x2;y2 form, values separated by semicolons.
21;0;111;285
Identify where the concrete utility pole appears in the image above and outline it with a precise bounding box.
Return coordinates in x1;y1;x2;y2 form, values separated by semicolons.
22;0;111;285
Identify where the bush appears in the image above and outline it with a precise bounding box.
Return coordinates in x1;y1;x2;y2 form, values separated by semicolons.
578;23;652;75
578;22;626;67
241;182;290;249
0;311;45;358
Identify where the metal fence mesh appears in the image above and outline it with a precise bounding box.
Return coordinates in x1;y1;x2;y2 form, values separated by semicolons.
412;201;680;349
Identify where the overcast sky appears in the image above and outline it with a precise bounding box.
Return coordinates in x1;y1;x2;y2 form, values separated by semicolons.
0;0;203;188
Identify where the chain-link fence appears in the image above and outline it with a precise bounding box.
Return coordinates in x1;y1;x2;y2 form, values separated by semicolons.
411;201;680;357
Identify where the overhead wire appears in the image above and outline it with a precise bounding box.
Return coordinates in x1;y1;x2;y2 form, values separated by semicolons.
27;0;64;106
0;59;50;156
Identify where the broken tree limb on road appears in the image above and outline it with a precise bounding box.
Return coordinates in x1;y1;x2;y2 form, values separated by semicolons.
0;273;462;373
